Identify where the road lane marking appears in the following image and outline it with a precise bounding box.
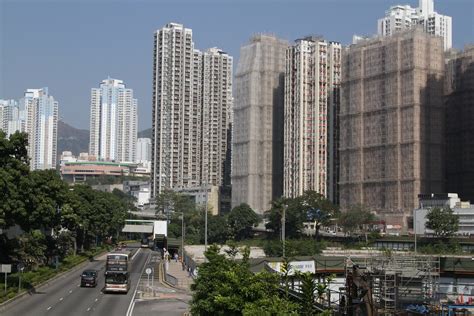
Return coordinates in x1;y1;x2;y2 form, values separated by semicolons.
126;251;151;316
77;284;80;287
87;307;91;312
47;306;52;310
95;298;98;302
131;248;141;261
59;297;63;301
69;290;73;293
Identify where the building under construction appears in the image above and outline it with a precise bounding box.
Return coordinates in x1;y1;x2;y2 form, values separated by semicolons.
445;46;474;203
339;28;445;226
344;255;440;315
231;34;288;214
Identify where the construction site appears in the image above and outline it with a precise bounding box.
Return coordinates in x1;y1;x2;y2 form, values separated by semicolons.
342;255;442;315
243;249;474;315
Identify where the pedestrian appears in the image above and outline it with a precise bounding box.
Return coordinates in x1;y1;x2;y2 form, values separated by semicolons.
188;267;192;277
174;253;178;262
182;261;185;271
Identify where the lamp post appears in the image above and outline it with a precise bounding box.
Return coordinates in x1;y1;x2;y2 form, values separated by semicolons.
282;204;287;258
178;212;185;260
204;181;208;254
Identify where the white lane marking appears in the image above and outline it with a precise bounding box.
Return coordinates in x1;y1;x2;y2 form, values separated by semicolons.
131;248;141;261
69;290;73;293
126;251;150;316
87;307;91;312
59;297;63;301
47;306;52;311
94;298;98;302
77;284;80;287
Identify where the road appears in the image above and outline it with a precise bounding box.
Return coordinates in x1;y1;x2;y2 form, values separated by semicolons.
133;297;190;316
2;246;150;316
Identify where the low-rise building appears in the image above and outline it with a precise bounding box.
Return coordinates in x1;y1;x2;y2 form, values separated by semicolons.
414;193;474;236
60;161;133;183
174;185;219;215
124;181;151;207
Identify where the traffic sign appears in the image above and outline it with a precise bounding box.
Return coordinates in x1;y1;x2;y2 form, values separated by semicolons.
0;265;11;273
145;268;152;275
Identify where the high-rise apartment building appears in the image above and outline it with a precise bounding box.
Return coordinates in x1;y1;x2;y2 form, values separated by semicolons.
339;29;445;226
0;99;23;135
136;137;152;163
232;34;288;214
21;88;58;170
283;37;341;200
446;46;474;202
378;0;452;50
151;23;232;197
201;47;233;186
89;78;137;162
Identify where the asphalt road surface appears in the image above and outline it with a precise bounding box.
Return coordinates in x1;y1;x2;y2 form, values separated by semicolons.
2;247;150;316
133;298;190;316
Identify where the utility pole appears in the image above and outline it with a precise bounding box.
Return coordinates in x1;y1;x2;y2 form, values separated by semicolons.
415;202;422;254
282;205;287;258
181;212;185;260
204;180;208;255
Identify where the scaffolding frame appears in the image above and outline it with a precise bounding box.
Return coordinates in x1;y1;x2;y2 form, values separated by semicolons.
366;255;440;315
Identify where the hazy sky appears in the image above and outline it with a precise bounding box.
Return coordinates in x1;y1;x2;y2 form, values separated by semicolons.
1;0;473;131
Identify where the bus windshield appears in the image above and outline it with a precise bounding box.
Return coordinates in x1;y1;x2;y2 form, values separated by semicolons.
105;273;128;284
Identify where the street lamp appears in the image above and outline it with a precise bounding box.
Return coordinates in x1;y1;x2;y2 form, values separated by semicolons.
175;212;185;260
204;181;208;254
282;204;287;258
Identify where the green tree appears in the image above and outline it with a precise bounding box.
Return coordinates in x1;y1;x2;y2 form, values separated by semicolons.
298;272;318;315
296;191;337;240
426;207;459;237
265;197;305;239
11;230;47;269
155;189;195;216
228;204;260;240
207;215;229;244
0;131;30;229
338;204;376;235
191;245;298;315
20;169;69;231
265;191;337;239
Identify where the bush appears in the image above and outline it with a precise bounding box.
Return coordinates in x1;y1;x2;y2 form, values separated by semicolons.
263;239;327;257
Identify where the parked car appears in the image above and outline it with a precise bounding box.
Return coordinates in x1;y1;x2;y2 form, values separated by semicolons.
80;269;98;287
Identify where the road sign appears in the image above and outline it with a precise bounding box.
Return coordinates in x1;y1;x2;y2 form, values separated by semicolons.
2;264;11;294
0;265;11;273
145;268;152;275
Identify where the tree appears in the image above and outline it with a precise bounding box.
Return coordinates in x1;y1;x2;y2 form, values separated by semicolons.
426;207;459;237
338;204;376;235
296;191;337;240
20;169;69;231
207;215;229;244
0;131;30;229
265;191;337;239
265;197;306;239
155;189;195;216
11;230;47;269
227;204;260;240
191;245;299;315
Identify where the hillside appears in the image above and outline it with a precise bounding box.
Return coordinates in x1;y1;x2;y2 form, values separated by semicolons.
57;120;90;156
138;128;152;139
57;122;151;157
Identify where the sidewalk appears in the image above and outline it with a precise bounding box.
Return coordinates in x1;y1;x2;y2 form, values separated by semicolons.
166;260;194;291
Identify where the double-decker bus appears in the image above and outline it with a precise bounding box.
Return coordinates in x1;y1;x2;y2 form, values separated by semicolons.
104;253;130;293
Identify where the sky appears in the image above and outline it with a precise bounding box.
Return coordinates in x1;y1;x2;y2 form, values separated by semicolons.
1;0;473;131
